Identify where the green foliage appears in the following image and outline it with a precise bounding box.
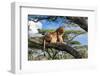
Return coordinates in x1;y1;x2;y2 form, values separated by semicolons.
63;30;86;46
64;30;86;35
42;29;55;32
70;41;81;45
38;29;55;35
28;28;87;60
28;15;88;60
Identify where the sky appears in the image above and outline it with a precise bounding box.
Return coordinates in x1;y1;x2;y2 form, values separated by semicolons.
41;17;67;29
74;33;88;45
28;15;88;45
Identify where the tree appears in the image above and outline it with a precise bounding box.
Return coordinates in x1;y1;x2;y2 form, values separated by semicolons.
66;17;88;31
36;29;86;59
28;38;82;59
28;15;88;60
28;15;88;31
63;30;86;46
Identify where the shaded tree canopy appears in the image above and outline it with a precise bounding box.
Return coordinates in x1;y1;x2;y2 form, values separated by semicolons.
66;17;88;31
28;15;88;31
28;15;88;60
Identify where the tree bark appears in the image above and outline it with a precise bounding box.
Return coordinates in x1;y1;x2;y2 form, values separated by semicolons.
29;39;82;58
31;16;88;32
67;17;88;31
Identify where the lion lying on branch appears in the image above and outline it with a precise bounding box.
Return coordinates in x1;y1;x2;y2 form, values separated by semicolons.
43;26;66;50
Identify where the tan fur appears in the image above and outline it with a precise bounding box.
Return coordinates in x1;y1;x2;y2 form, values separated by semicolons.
43;26;65;50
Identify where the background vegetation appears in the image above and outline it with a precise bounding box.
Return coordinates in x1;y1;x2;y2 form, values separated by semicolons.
28;15;88;60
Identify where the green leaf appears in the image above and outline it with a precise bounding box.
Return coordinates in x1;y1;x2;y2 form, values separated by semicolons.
64;30;86;34
70;41;81;45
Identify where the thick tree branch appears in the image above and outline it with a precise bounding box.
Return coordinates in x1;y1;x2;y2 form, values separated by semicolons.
31;16;88;32
66;17;88;31
29;39;82;58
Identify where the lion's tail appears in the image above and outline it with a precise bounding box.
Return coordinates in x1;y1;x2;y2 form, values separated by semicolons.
43;38;46;51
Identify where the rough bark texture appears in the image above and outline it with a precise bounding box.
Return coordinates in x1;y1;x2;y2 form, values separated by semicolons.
29;38;82;59
67;17;88;31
